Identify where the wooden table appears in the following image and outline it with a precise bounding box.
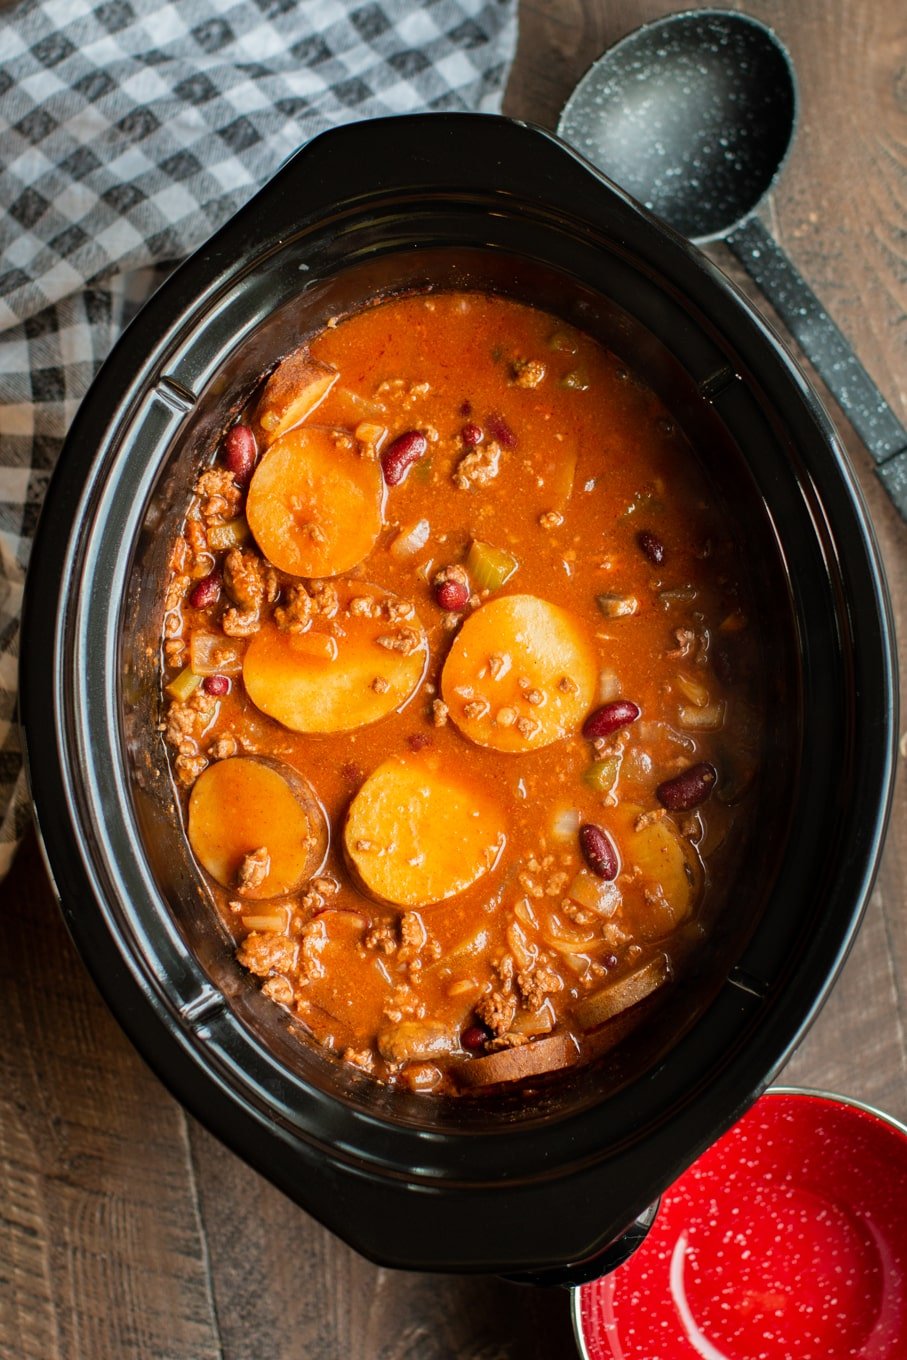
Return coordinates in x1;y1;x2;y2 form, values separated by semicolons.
2;3;905;1355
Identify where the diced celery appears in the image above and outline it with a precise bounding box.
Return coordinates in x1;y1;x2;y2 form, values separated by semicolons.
166;666;202;702
207;517;249;551
467;538;519;592
597;593;638;619
583;755;621;795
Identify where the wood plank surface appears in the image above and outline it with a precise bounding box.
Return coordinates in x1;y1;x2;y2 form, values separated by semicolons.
1;2;906;1357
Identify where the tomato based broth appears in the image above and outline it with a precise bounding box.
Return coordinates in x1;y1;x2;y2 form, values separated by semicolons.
162;291;762;1095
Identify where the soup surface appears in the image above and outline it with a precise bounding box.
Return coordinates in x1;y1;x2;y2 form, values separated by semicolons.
161;292;762;1095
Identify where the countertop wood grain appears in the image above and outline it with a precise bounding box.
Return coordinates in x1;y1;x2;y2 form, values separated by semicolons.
2;2;905;1356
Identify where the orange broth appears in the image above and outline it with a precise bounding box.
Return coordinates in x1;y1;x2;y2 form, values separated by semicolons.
162;292;763;1095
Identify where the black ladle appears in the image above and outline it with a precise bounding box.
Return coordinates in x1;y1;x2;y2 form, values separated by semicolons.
558;9;907;521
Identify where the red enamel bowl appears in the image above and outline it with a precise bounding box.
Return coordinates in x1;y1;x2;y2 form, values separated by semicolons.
574;1088;907;1358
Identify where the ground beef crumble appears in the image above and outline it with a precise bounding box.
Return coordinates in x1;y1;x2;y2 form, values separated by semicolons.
237;932;297;977
453;440;502;490
237;846;270;892
476;990;517;1037
195;468;242;525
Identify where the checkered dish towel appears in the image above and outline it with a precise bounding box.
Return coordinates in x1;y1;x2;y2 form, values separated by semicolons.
0;0;518;877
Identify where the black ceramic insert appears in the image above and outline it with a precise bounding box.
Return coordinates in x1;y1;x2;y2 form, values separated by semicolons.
20;115;897;1282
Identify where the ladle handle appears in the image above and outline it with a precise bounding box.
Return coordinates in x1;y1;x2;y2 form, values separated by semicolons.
726;217;907;521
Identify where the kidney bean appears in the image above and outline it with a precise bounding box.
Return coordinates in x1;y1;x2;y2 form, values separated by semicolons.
203;675;230;696
189;571;221;609
656;762;717;811
435;578;470;612
223;424;258;485
485;411;517;448
461;1025;489;1052
637;530;665;565
461;422;483;447
579;823;619;881
381;430;428;486
582;699;641;741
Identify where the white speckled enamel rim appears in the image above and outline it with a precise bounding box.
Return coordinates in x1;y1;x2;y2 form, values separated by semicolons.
570;1086;907;1359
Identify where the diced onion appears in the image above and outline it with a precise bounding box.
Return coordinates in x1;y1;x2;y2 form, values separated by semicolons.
675;672;710;708
543;910;598;951
507;921;537;972
637;720;695;751
511;1000;555;1036
190;632;244;676
390;518;430;559
241;911;288;933
679;701;726;731
447;978;479;998
514;897;539;931
566;870;620;917
598;667;621;702
551;806;581;841
546;933;598;954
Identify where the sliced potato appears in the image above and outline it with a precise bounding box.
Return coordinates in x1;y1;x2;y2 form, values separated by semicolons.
246;426;384;577
187;756;327;901
441;594;597;752
254;348;338;444
344;755;506;908
573;954;671;1032
316;384;386;429
377;1020;457;1064
300;930;393;1045
243;581;427;734
617;804;702;935
454;1033;578;1089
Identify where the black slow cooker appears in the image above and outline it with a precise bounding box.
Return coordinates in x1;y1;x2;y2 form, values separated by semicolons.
20;115;897;1285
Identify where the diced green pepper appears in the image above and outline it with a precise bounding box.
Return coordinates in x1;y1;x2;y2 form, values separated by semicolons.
207;517;250;551
467;539;519;592
583;755;620;795
166;666;202;702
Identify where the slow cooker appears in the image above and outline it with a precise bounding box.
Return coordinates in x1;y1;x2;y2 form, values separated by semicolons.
20;114;897;1285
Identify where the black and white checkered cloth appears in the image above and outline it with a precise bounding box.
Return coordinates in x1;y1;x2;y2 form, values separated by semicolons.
0;0;518;877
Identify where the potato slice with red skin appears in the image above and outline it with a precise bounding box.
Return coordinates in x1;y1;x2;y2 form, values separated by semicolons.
254;349;338;445
243;581;427;734
573;954;671;1032
246;426;384;577
188;756;327;901
441;594;597;752
344;754;506;908
455;1033;578;1089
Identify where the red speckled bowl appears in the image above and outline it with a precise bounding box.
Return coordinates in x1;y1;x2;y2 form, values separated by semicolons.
574;1088;907;1359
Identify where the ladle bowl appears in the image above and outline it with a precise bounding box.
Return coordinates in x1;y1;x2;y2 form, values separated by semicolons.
558;8;907;519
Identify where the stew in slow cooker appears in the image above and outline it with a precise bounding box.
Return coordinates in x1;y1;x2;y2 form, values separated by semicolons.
161;292;763;1094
